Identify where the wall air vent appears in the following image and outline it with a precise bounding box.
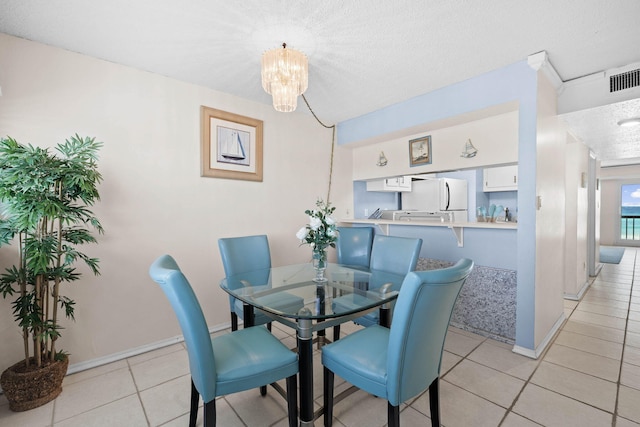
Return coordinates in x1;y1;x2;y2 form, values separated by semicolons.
609;68;640;92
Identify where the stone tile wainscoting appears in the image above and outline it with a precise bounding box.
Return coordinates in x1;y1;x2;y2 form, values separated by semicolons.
417;258;517;343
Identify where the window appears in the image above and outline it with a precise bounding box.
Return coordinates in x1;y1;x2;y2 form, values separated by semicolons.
620;183;640;241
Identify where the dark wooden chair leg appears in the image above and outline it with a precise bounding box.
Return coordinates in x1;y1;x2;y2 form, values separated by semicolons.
323;367;335;427
203;399;216;427
230;312;238;331
333;325;340;341
388;402;400;427
267;322;272;332
189;379;199;427
286;374;298;427
429;377;441;427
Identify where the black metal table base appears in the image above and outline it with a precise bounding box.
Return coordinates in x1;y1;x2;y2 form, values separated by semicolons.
239;286;396;426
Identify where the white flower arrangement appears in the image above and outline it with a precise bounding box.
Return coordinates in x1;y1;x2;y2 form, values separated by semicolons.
296;199;338;268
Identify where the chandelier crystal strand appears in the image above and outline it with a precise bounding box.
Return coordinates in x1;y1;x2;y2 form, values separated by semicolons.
261;43;308;112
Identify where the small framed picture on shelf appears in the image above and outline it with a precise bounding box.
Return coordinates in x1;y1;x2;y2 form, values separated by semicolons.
200;106;263;181
409;135;432;167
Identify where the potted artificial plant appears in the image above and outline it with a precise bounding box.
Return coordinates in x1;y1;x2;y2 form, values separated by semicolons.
0;135;103;411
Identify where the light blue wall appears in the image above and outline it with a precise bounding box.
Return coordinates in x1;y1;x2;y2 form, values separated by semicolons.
387;224;517;270
352;181;399;219
355;167;518;270
486;191;518;221
354;170;479;221
338;60;539;351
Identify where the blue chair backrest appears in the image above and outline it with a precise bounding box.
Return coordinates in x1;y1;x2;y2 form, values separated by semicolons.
149;255;217;402
218;235;272;308
369;235;422;276
336;226;374;268
386;258;473;405
218;235;272;275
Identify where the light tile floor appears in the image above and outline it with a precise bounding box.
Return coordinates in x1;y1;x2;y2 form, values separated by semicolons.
2;248;640;426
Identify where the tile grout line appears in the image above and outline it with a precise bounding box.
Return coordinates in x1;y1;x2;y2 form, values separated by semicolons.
46;362;151;426
50;393;56;427
612;248;637;427
404;335;487;421
495;320;557;426
496;251;636;426
127;357;153;427
222;394;250;427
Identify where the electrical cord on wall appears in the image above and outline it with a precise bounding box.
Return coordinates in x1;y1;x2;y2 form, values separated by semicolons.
301;93;336;205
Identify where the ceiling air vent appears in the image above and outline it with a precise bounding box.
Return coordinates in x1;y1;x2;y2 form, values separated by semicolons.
609;68;640;92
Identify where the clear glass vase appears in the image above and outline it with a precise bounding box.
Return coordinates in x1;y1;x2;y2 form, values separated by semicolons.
312;249;328;282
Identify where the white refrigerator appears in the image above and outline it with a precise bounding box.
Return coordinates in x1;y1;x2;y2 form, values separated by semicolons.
402;178;468;221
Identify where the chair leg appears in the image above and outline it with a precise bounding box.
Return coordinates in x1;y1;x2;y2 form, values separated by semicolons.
189;379;199;427
267;322;272;332
333;325;340;341
323;367;335;427
388;402;400;427
286;374;298;427
231;312;238;331
260;385;267;396
203;399;216;427
429;377;441;427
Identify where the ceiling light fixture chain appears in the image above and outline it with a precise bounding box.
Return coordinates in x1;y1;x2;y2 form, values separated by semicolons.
261;43;335;204
302;93;336;204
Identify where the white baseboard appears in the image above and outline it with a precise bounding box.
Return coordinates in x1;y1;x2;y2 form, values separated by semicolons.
564;279;591;301
67;336;185;376
512;313;565;359
0;322;232;395
67;322;231;375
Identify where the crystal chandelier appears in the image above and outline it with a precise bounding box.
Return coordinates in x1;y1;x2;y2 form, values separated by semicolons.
261;43;308;112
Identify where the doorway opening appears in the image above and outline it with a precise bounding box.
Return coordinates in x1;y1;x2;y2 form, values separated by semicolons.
620;183;640;241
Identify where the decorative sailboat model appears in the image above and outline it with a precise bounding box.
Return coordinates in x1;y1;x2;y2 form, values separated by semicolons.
460;139;478;158
377;151;388;166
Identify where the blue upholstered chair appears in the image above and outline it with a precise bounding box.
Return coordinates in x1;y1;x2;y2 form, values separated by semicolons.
333;235;422;337
369;235;422;277
218;235;304;331
322;258;474;427
336;226;374;269
149;255;299;427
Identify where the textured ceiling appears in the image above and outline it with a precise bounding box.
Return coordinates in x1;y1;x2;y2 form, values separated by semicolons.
561;98;640;166
1;0;639;164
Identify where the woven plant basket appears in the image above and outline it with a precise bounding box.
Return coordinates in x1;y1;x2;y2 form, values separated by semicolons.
0;355;69;412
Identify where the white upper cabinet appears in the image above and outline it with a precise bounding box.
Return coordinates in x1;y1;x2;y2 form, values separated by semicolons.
366;176;412;192
483;165;518;192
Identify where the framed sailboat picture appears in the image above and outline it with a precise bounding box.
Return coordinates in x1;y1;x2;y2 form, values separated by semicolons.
409;135;432;167
201;106;263;181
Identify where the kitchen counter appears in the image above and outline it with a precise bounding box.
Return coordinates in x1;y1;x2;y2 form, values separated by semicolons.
341;218;517;229
341;218;518;342
340;218;516;247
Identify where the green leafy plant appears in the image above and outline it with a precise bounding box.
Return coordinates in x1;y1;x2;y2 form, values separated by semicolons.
0;135;103;369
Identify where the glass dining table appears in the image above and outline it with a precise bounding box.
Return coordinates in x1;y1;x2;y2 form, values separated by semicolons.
220;262;405;426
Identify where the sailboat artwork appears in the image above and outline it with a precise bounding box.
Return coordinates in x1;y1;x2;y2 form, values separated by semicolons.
409;135;432;166
217;126;250;166
461;139;478;158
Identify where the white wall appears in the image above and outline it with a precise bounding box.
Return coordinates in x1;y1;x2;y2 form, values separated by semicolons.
351;111;519;181
564;135;590;298
533;71;566;349
0;34;353;369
